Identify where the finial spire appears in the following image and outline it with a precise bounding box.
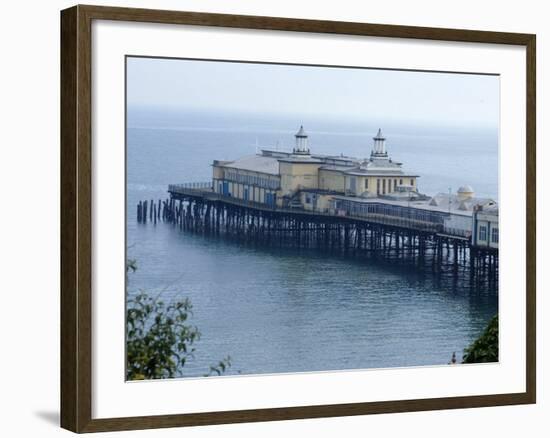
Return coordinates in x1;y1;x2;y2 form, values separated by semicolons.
296;125;307;138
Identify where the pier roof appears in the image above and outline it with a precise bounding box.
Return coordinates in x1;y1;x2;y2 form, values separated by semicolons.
331;193;497;217
343;168;418;177
218;154;280;175
311;154;359;166
476;203;499;218
277;156;324;164
319;164;358;172
262;149;359;164
428;193;496;213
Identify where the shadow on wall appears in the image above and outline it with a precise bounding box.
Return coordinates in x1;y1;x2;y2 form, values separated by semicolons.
33;411;59;427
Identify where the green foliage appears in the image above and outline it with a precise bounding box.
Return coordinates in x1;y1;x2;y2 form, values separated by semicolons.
462;315;499;364
205;356;232;377
126;292;200;380
126;259;137;274
126;259;232;380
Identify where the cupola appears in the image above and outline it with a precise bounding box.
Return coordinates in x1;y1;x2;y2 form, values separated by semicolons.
371;128;388;158
293;125;310;155
457;185;475;201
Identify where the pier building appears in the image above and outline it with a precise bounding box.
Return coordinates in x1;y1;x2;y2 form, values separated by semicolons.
140;125;499;280
212;127;419;208
207;126;498;247
472;203;499;249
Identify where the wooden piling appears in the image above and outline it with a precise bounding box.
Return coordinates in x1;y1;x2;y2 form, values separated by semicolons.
135;194;498;287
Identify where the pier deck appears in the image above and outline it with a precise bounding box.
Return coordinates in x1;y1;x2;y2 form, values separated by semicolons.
135;184;498;284
168;185;445;234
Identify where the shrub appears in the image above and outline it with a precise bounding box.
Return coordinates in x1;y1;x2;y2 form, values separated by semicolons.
126;292;201;380
126;260;231;380
462;315;498;363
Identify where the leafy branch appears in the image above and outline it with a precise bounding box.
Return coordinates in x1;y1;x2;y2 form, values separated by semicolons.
204;356;232;377
126;259;231;380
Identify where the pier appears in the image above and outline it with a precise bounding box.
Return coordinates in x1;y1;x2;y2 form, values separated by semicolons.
136;185;498;286
135;126;499;288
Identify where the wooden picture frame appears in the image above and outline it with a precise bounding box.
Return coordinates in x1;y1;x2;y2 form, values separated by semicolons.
60;4;536;433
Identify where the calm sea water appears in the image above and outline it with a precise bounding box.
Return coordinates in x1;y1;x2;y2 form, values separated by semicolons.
126;108;498;378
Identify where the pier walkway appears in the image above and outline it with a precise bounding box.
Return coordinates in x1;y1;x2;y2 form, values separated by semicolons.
135;184;498;284
167;185;445;234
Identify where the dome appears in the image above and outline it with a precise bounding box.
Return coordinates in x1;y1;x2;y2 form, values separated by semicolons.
458;185;474;194
457;185;474;201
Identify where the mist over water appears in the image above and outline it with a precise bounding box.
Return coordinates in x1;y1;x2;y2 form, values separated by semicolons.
126;108;498;378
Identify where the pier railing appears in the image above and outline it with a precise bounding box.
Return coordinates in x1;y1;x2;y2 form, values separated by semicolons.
169;182;212;190
168;185;278;211
167;185;444;234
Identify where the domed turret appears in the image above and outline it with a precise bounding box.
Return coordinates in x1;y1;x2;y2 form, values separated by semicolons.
457;185;475;200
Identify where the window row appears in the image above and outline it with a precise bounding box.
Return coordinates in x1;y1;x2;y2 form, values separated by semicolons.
334;200;444;224
478;225;499;243
374;178;414;194
223;171;280;189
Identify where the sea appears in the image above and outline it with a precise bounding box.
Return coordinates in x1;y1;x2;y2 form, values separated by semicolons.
126;107;499;378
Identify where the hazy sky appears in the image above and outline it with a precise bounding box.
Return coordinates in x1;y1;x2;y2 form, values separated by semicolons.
126;57;499;128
